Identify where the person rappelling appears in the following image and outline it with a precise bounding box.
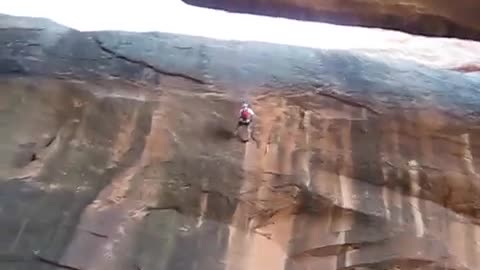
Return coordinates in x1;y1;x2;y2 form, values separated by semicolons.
234;101;255;142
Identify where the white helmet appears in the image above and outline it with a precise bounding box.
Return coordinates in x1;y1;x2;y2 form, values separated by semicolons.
241;102;249;108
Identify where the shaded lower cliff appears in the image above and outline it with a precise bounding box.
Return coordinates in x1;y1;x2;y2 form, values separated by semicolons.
2;14;480;270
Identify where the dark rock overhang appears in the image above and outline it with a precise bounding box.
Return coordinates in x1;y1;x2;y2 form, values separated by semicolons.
181;0;480;41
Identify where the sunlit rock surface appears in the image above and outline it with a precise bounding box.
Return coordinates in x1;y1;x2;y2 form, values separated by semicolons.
2;13;480;270
182;0;480;41
352;31;480;73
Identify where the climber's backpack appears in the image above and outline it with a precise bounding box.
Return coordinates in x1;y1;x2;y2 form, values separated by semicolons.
240;109;250;120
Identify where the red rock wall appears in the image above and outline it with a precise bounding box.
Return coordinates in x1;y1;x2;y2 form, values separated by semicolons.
2;14;480;270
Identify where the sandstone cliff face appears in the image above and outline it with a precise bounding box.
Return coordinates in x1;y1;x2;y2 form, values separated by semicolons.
2;14;480;270
182;0;480;41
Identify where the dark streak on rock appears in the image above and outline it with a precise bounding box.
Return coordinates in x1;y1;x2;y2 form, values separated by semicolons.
7;175;32;181
78;228;108;239
44;136;56;147
146;205;183;214
34;254;82;270
314;88;381;115
173;45;193;50
271;183;303;190
253;230;272;240
92;37;209;85
262;171;292;177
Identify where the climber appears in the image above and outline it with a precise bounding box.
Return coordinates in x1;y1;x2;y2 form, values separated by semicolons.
234;101;255;139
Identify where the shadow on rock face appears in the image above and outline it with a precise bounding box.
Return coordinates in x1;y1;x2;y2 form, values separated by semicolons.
211;125;235;140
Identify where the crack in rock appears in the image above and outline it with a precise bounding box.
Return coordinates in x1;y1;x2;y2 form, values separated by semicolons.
34;253;82;270
92;36;209;85
313;87;382;115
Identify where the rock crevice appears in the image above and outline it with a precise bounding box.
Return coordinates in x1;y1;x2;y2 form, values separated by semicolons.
92;36;208;85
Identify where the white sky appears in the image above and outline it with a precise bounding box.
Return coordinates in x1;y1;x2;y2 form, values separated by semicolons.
0;0;409;50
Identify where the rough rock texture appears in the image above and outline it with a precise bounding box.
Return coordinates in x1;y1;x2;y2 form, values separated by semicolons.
2;13;480;270
182;0;480;41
